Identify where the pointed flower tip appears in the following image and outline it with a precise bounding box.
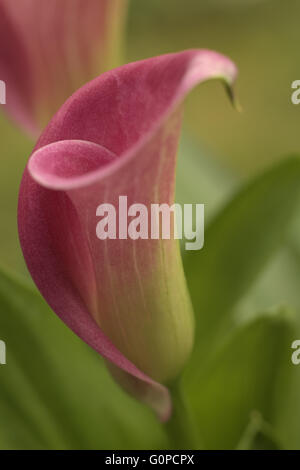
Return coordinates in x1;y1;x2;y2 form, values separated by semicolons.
18;49;237;420
224;80;242;113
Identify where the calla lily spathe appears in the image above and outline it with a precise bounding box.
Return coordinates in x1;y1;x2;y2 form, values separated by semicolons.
0;0;127;136
18;50;237;420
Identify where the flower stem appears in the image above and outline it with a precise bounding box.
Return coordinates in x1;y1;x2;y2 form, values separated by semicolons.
164;381;201;449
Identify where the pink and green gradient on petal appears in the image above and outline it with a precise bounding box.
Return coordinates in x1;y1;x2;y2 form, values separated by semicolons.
18;50;237;420
0;0;127;136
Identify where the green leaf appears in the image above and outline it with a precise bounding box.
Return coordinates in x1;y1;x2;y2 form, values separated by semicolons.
184;310;296;449
236;412;282;450
235;248;300;322
269;311;300;450
184;156;300;359
0;268;167;449
176;134;235;218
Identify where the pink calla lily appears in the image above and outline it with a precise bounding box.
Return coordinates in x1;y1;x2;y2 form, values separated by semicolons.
18;50;237;420
0;0;127;136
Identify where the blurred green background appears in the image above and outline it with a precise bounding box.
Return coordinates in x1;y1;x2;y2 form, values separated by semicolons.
1;0;300;450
